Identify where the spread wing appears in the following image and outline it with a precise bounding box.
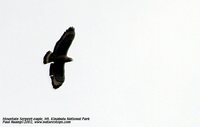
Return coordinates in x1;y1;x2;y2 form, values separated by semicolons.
53;27;75;56
49;62;65;89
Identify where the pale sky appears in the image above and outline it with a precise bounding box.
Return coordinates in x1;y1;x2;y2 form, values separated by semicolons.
1;0;200;127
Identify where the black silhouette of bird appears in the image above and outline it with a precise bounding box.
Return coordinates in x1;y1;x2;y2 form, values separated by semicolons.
43;27;75;89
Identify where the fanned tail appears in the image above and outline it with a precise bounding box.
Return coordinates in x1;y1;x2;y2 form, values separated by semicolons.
43;51;53;64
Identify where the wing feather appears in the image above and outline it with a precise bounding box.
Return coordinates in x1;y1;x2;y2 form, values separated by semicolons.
50;62;65;89
53;27;75;56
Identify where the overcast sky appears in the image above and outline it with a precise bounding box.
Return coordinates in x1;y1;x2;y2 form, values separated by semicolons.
1;0;200;127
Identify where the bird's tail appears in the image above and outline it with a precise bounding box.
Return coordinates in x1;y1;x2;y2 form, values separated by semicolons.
43;51;53;64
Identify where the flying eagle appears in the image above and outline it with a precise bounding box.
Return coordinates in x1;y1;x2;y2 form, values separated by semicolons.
43;27;75;89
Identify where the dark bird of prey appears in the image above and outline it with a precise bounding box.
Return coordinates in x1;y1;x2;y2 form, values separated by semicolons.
43;27;75;89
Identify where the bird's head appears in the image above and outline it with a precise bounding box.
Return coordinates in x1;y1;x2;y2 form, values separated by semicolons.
66;57;73;62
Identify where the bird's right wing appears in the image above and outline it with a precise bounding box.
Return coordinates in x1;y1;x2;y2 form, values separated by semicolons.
53;27;75;56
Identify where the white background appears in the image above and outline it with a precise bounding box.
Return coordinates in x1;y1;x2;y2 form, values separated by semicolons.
0;0;200;127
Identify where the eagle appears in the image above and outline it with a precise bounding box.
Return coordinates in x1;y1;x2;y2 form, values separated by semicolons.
43;27;75;89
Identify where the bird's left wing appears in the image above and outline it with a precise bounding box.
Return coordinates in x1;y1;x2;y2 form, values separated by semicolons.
49;62;65;89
